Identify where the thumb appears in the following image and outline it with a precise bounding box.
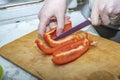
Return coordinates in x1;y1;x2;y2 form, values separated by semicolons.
38;17;48;37
91;0;101;26
56;14;65;36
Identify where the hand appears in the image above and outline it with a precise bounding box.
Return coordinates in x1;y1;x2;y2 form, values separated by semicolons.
90;0;120;26
38;0;66;36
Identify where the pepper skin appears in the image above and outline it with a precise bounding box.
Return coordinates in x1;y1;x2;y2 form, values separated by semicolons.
43;21;75;47
35;33;95;55
52;33;88;56
35;39;54;54
35;20;96;65
35;35;82;55
52;39;90;65
44;30;81;47
47;21;72;39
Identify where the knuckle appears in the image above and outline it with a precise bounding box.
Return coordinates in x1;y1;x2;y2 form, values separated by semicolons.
107;5;114;14
99;5;106;13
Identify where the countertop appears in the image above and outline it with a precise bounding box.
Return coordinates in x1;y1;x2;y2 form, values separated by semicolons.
0;1;99;80
0;13;99;80
0;19;39;80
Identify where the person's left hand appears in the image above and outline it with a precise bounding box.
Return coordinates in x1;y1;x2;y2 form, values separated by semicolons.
38;0;66;37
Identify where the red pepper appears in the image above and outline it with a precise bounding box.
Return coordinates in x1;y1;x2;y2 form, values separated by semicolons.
52;33;88;56
46;21;72;40
35;34;82;55
35;39;54;55
43;21;75;47
52;39;90;65
35;32;95;55
52;39;84;56
35;21;96;65
44;30;81;47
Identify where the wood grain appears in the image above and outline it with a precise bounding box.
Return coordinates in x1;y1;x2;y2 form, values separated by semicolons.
0;30;120;80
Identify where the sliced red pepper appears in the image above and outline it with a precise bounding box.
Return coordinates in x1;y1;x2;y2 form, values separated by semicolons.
62;21;72;32
44;31;81;47
48;21;72;39
52;39;84;56
43;21;75;47
35;35;82;55
35;20;96;65
35;39;54;55
52;39;90;65
52;33;88;56
35;32;95;55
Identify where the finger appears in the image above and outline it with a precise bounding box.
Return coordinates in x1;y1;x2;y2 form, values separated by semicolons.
65;16;71;24
91;0;101;26
49;16;70;30
99;8;110;25
100;14;110;25
65;16;71;21
46;26;51;32
38;17;49;37
109;9;120;18
56;14;65;36
49;22;57;29
50;16;57;22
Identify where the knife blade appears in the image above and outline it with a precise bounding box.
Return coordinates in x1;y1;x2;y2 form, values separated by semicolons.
54;20;91;40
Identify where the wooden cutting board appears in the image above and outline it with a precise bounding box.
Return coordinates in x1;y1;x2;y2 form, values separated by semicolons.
0;30;120;80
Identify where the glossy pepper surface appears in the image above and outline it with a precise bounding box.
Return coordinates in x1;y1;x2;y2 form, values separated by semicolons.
35;21;96;65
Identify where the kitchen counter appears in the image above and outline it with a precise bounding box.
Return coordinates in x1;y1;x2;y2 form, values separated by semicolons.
0;12;99;80
0;1;43;80
0;1;99;80
0;19;39;80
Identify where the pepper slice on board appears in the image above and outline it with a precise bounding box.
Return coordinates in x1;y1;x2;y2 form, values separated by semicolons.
43;21;75;47
52;33;88;56
35;39;54;55
35;34;82;55
51;21;72;39
52;39;90;65
35;32;95;55
35;20;96;65
44;30;81;47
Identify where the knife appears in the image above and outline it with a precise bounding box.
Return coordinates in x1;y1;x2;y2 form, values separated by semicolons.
54;19;91;40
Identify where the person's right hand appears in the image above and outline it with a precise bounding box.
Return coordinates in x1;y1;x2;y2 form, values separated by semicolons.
90;0;120;26
38;0;66;37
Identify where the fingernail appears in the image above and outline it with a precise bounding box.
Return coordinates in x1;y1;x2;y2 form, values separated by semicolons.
56;30;62;36
103;20;110;25
92;18;100;26
56;31;61;37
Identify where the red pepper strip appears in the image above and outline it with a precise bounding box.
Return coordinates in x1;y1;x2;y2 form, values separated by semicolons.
52;39;90;65
35;35;82;55
35;37;95;55
62;21;72;32
49;21;72;39
52;39;85;56
35;32;95;56
44;31;81;47
52;33;88;56
43;21;73;47
35;39;54;54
